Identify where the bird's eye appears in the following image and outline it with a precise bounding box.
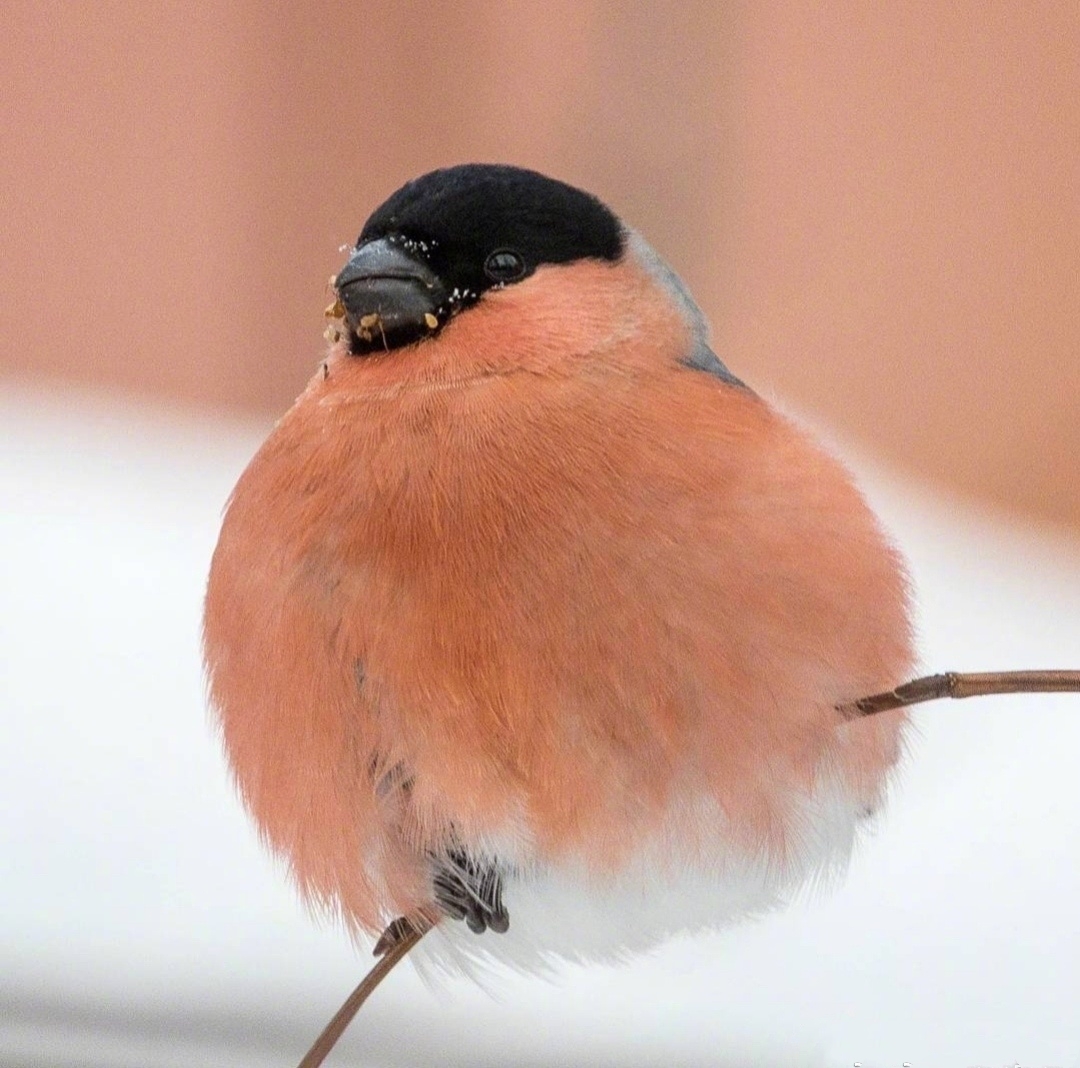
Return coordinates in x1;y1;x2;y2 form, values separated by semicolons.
483;249;527;283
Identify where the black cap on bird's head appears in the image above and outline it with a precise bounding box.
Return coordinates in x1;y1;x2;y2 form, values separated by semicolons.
332;164;625;355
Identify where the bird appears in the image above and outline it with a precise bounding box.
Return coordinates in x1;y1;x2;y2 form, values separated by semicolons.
202;163;914;977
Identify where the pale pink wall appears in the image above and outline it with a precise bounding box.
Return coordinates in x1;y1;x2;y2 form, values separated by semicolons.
3;2;1077;529
722;3;1080;530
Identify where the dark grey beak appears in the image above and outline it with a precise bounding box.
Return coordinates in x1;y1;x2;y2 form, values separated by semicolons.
334;237;449;353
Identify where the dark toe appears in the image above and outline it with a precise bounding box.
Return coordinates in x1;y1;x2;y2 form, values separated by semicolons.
373;916;416;956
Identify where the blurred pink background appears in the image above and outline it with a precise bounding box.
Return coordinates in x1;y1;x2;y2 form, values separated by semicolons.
4;2;1078;530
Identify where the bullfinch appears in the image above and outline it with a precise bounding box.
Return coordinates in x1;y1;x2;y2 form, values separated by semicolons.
203;163;915;976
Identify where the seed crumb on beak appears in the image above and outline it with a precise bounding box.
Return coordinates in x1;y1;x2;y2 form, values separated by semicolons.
324;324;342;344
424;313;439;330
357;312;383;343
324;298;345;320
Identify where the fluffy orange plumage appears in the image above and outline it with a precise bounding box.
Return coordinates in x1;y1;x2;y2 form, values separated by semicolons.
204;165;913;971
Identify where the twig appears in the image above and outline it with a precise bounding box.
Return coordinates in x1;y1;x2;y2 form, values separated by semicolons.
841;670;1080;717
296;918;430;1068
294;668;1080;1064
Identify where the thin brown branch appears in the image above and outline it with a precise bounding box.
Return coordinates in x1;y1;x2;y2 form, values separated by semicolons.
292;669;1079;1064
841;670;1080;717
296;917;430;1068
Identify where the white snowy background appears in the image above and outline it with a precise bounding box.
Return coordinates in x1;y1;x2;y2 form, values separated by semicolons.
2;382;1078;1068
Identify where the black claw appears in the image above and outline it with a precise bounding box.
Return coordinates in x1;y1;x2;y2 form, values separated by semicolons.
432;847;511;936
373;915;418;956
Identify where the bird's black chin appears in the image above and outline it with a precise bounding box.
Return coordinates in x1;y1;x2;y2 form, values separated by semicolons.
334;237;449;355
